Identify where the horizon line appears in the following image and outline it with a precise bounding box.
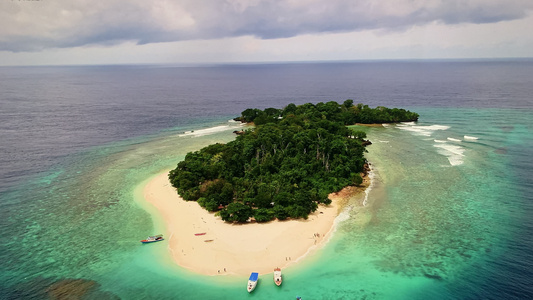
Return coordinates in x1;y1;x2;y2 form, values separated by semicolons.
1;56;532;68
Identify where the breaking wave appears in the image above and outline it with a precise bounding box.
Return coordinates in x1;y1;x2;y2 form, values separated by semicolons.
433;143;465;166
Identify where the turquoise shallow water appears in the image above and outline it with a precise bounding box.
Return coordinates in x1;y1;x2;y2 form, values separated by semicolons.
1;107;531;299
2;60;533;299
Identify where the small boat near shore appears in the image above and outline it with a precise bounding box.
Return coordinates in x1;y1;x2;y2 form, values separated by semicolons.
140;234;164;244
247;272;259;293
274;267;282;286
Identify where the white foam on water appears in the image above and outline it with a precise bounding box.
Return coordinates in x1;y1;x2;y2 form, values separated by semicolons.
464;135;479;140
378;140;389;143
362;167;376;207
434;139;447;143
434;143;465;166
334;209;352;224
447;137;462;142
382;123;391;128
428;125;451;130
397;124;450;137
178;125;233;137
227;119;246;126
334;166;375;228
401;121;417;126
397;126;432;136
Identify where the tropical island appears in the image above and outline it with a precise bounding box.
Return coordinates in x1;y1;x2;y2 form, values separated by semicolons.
168;100;418;223
143;100;418;276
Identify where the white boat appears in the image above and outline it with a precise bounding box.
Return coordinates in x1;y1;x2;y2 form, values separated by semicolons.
247;272;259;293
273;267;282;286
140;234;164;244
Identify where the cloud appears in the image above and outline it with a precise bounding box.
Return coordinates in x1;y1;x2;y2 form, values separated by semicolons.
1;0;532;52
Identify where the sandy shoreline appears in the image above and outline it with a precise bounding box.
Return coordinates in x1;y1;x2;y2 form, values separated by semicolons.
143;170;368;276
355;123;384;127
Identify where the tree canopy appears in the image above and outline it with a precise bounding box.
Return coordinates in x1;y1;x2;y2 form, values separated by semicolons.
169;101;418;223
235;100;418;125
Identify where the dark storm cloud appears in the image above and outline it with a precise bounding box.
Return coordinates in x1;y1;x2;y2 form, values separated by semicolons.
1;0;532;52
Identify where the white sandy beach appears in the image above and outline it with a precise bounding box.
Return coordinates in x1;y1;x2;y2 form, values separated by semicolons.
143;171;368;276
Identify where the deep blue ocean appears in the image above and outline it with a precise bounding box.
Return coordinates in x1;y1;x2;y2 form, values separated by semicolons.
0;60;532;299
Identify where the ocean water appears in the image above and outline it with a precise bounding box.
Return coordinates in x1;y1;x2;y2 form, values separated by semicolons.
0;60;532;299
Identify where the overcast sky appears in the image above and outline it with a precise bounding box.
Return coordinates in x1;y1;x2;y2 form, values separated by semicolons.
1;0;532;66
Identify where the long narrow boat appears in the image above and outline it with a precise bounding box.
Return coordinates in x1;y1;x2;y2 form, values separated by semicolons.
140;234;164;244
273;267;282;286
194;232;206;236
247;272;259;293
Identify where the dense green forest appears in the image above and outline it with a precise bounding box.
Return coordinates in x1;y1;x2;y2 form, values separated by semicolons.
169;100;418;223
234;100;419;125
